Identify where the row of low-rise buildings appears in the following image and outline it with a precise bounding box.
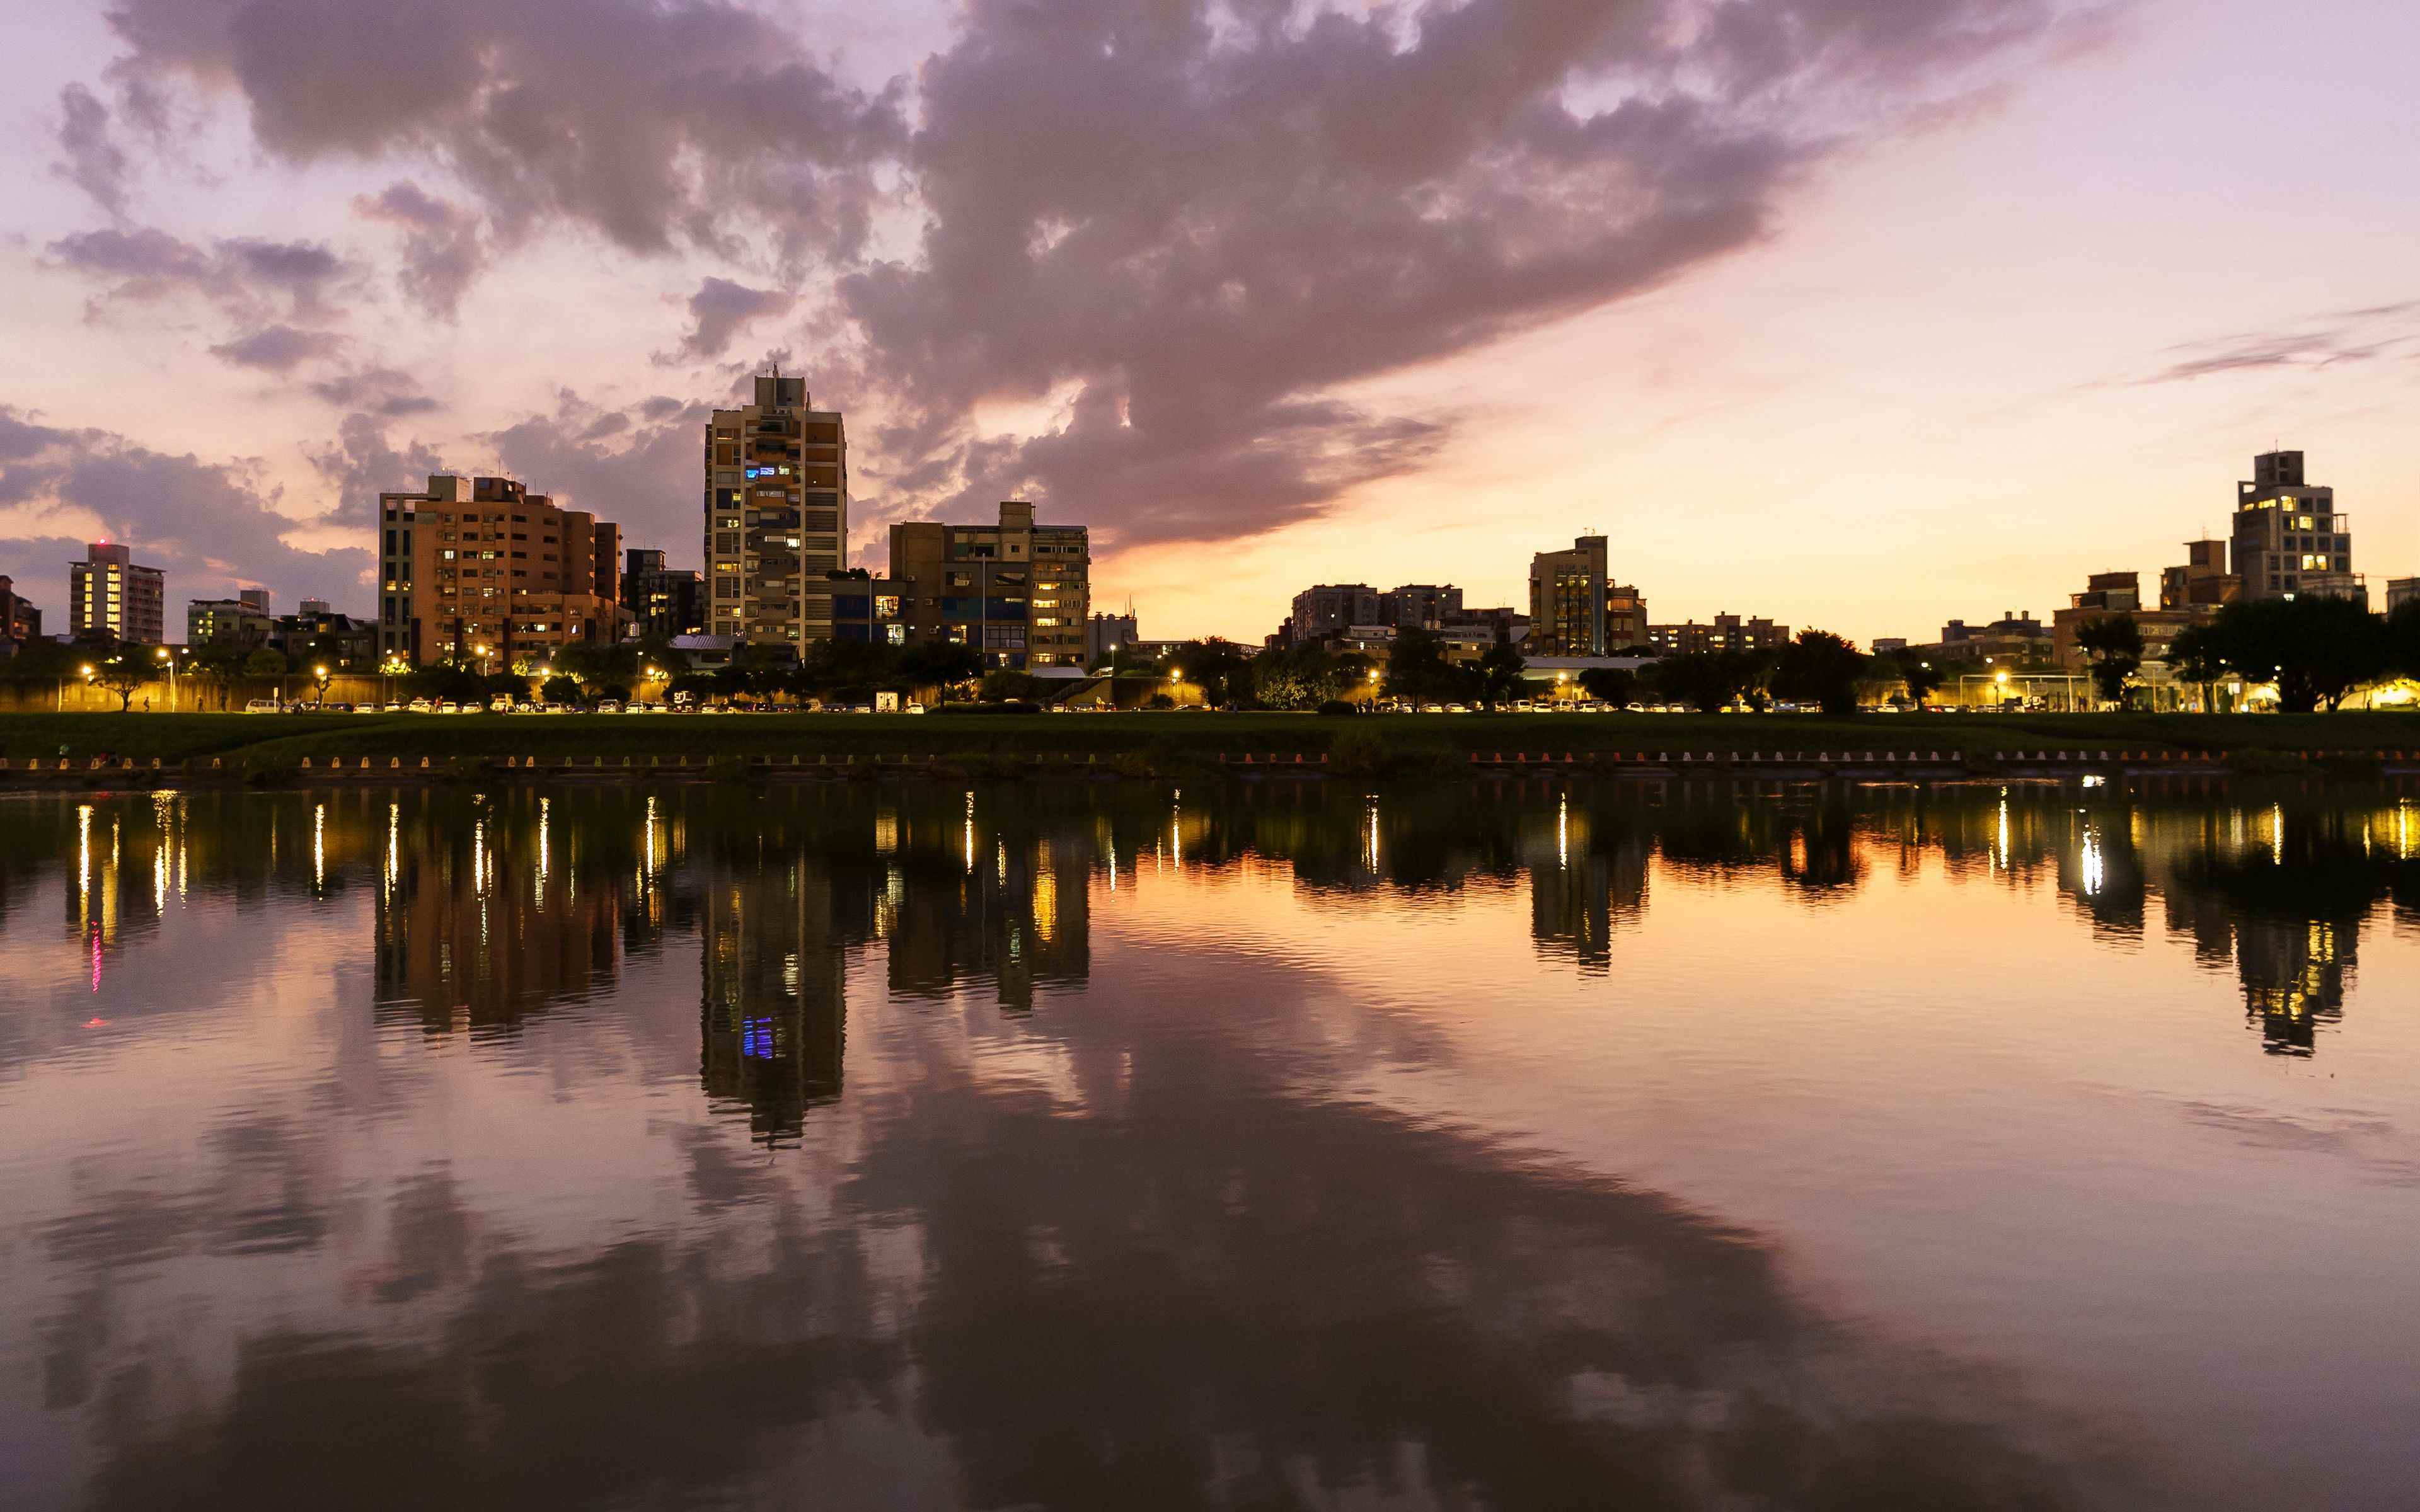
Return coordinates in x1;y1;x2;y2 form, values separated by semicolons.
1265;533;1787;667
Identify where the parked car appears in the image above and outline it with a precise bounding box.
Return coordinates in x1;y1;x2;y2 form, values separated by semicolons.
437;701;461;714
596;699;622;713
905;702;926;714
407;698;434;714
488;695;513;713
243;699;280;714
353;702;380;714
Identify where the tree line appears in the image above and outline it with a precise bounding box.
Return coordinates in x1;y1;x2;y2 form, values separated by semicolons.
2080;595;2420;713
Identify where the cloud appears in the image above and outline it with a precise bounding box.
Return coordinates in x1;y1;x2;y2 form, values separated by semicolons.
2134;301;2420;385
478;389;713;558
52;84;133;219
304;367;439;418
352;181;486;319
659;277;793;364
0;405;371;615
308;411;447;530
45;226;355;324
834;0;2104;549
208;324;347;373
71;0;2109;556
103;0;907;265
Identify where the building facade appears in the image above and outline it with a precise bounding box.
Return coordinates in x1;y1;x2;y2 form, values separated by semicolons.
1380;584;1463;629
188;588;274;648
2160;539;2242;610
0;575;44;644
2051;570;2203;670
622;548;706;639
379;474;628;666
68;542;164;644
1086;612;1138;665
2388;578;2418;614
2231;450;2363;604
704;373;847;651
889;501;1090;669
1289;585;1381;641
1644;613;1787;656
1528;537;1647;655
830;573;907;646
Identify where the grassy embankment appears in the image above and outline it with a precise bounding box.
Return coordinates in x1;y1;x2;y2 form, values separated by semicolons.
3;709;2416;769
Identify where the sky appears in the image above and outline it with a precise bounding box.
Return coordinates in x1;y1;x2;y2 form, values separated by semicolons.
0;0;2414;645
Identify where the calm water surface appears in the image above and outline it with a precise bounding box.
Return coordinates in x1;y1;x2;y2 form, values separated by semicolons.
1;780;2416;1510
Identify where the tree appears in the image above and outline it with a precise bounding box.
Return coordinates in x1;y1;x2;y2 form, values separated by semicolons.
2165;621;2227;713
2198;596;2387;713
1645;653;1739;714
243;648;290;678
1170;638;1254;708
901;640;984;701
1577;666;1636;707
1772;631;1869;716
541;675;584;706
1250;643;1344;711
2074;615;2144;707
1870;651;1944;707
93;647;158;712
2389;598;2420;682
1473;643;1526;709
1383;627;1474;705
980;669;1048;703
186;643;250;710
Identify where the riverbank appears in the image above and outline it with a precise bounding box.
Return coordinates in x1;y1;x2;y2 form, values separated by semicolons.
3;709;2416;783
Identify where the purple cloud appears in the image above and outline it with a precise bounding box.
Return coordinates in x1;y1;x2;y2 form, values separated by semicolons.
208;324;347;373
52;84;132;219
45;226;354;323
659;277;794;364
0;406;372;616
352;181;486;319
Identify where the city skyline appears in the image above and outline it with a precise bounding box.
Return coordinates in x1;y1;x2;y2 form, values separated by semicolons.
2;1;2416;646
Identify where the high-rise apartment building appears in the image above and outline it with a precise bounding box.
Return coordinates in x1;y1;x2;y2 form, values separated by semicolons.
377;474;628;666
1528;537;1647;655
704;373;847;650
0;575;43;644
622;548;706;639
2231;450;2363;604
67;542;165;644
889;500;1090;668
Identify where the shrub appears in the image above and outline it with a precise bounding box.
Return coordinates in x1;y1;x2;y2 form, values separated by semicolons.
1316;700;1357;716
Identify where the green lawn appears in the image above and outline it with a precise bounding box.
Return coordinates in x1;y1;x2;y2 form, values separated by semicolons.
4;709;2417;769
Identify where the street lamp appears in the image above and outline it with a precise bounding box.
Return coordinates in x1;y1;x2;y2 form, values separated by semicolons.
154;646;178;712
314;664;331;706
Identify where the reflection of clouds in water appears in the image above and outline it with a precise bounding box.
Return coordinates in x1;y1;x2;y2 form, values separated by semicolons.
8;783;2416;1508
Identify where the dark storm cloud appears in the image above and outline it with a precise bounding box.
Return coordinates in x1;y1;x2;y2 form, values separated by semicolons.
52;83;132;219
102;0;906;261
208;323;346;373
45;226;355;324
0;405;369;610
660;277;795;364
837;0;2106;546
352;181;487;319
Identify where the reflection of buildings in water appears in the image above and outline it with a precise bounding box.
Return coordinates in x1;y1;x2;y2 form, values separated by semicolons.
698;859;846;1146
1528;798;1648;973
374;799;625;1035
2232;917;2353;1057
887;818;1092;1014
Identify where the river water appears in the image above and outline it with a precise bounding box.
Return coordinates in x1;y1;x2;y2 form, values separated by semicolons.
1;781;2414;1510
